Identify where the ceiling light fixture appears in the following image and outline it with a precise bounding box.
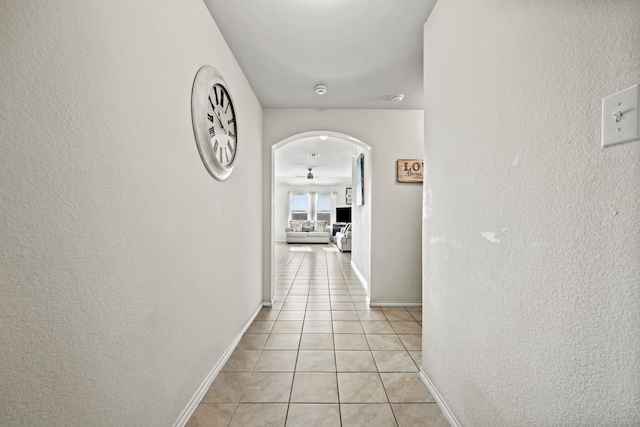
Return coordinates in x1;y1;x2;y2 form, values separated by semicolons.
391;94;404;103
315;84;328;95
319;135;328;140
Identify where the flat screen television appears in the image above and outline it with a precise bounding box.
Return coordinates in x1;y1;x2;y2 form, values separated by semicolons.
335;207;351;223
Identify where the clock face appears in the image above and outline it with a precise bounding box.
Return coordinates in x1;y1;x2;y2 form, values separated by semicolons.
191;66;238;181
207;83;237;167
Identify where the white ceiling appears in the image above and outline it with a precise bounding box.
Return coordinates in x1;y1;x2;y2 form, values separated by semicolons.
203;0;437;110
275;135;354;186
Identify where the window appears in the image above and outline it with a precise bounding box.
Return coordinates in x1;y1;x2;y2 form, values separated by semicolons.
291;193;309;220
317;193;331;222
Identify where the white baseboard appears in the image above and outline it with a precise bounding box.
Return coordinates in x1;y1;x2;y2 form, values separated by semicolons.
419;368;461;427
173;302;264;427
369;301;422;307
262;296;276;307
350;260;368;290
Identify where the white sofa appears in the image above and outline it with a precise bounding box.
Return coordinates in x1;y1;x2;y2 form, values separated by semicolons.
286;220;331;244
336;223;352;252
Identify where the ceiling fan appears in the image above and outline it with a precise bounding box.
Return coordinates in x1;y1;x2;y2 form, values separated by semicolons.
294;167;317;180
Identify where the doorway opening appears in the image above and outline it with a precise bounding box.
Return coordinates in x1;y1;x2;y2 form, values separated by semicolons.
268;131;372;306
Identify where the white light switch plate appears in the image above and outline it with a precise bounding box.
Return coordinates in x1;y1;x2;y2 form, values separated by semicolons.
602;84;639;147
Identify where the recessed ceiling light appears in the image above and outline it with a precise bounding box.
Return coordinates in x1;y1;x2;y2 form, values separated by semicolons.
391;94;404;103
315;84;328;95
307;153;320;157
319;135;328;140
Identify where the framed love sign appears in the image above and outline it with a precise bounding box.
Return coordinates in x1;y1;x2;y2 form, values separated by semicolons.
397;159;424;183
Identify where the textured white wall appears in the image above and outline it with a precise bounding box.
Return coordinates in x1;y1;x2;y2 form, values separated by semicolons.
0;1;263;425
263;109;424;304
422;1;640;426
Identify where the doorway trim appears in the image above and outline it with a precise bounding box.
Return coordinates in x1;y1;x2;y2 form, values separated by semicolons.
265;130;372;306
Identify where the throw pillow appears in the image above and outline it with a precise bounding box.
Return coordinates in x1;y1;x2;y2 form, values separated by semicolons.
314;220;327;232
290;220;303;232
301;221;314;232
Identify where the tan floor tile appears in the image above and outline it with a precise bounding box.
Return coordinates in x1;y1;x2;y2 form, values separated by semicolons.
290;373;339;403
296;350;336;372
305;311;332;321
303;320;333;334
392;403;449;427
286;404;341;427
331;302;356;311
383;310;415;322
337;373;388;403
254;350;298;372
272;320;303;334
408;350;422;367
332;321;364;334
380;373;434;403
390;321;422;335
398;334;422;351
407;308;422;322
246;321;274;334
333;334;369;350
240;372;293;403
308;296;331;303
282;302;307;311
307;302;332;310
381;306;407;311
284;296;308;302
229;403;287;427
277;310;306;320
255;310;280;321
264;334;300;350
356;311;387;321
236;334;268;350
186;403;236;427
331;311;360;321
335;351;377;372
361;321;396;334
372;351;418;372
366;334;405;351
340;403;397;427
330;295;354;302
201;372;251;403
221;350;261;372
299;333;334;350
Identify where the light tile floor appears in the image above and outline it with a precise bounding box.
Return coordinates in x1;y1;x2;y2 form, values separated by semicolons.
187;243;449;427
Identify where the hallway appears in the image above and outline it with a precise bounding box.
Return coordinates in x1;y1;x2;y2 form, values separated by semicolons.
186;244;448;426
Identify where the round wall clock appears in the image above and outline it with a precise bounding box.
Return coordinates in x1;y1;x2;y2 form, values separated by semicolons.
191;65;238;181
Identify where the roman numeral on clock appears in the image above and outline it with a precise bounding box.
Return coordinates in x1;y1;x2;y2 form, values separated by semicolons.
214;86;225;108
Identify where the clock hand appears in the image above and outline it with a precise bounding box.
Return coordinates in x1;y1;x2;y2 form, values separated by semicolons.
213;111;227;135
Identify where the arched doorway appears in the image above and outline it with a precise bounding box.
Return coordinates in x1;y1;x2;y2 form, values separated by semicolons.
266;131;372;306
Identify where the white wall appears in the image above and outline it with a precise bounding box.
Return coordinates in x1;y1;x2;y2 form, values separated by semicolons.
274;184;351;242
350;144;372;289
264;110;424;304
0;1;263;426
422;1;640;426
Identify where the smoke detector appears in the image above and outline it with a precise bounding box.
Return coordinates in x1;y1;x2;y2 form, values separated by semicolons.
315;84;328;95
391;94;404;103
